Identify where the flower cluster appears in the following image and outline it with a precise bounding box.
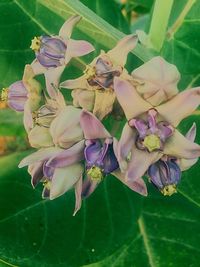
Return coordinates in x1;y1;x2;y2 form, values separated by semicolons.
2;15;200;214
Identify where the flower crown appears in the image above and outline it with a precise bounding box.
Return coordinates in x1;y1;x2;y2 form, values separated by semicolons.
2;15;200;215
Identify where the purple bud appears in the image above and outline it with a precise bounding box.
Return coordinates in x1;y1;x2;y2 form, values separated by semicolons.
148;159;181;196
7;81;28;112
36;35;67;68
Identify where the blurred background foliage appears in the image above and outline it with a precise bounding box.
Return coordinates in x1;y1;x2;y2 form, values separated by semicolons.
0;0;200;266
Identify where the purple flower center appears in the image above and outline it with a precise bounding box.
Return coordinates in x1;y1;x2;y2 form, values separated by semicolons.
86;57;122;89
84;138;119;181
129;109;174;152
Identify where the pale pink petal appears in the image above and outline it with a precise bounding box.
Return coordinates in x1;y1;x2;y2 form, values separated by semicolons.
45;66;65;99
127;147;162;181
114;77;151;120
157;87;200;127
132;56;180;105
31;59;46;75
164;129;200;159
72;89;95;111
93;90;116;120
59;15;81;40
50;163;83;200
107;34;138;66
46;140;85;168
65;39;95;64
117;123;136;172
81;177;98;199
28;125;53;148
19;147;62;168
23;101;34;133
113;170;147;196
60;75;89;90
80;110;111;139
185;122;196;141
73;176;83;216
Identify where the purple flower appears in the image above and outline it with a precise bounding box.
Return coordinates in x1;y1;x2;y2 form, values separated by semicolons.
113;63;200;194
7;81;28;112
80;110;147;198
61;35;138;120
148;158;181;196
30;15;94;70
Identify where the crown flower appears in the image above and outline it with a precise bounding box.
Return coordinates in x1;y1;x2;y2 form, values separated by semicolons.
60;35;138;120
113;58;200;195
5;16;200;215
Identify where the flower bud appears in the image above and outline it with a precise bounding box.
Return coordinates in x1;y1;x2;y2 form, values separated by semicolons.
148;158;181;196
7;81;28;112
31;35;67;68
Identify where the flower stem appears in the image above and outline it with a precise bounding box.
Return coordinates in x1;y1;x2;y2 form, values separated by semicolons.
148;0;174;52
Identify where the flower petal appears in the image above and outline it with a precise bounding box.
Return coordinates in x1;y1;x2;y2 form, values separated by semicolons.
45;66;65;99
23;102;34;133
108;34;138;66
50;106;83;149
60;75;90;90
127;147;162;181
93;90;116;120
73;176;83;216
65;39;94;64
50;163;83;200
47;140;85;168
164;129;200;159
157;87;200;127
113;77;151;120
19;147;62;168
28;125;53;148
81;177;98;199
117;123;135;172
113;170;147;196
28;162;44;188
72;89;95;111
31;59;46;75
80;110;111;139
132;56;180;105
59;15;81;40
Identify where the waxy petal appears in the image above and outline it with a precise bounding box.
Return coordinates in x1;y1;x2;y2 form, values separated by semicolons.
73;176;83;216
93;90;116;120
61;76;90;90
113;170;147;196
47;140;85;168
59;15;81;40
28;125;53;148
50;106;83;149
72;89;95;111
127;147;162;181
23;102;34;133
164;129;200;159
19;147;62;168
81;177;98;199
108;34;138;66
117;123;135;172
157;87;200;127
132;56;180;105
80;110;111;139
45;66;65;99
114;77;151;120
177;123;198;170
28;162;44;188
31;59;46;75
65;39;94;64
50;163;83;200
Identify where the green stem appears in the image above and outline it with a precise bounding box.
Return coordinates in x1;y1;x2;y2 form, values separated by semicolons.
148;0;174;52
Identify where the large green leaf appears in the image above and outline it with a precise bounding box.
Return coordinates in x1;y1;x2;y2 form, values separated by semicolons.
0;152;142;267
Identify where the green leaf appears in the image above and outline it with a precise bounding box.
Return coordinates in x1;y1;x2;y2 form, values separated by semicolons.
0;109;24;136
0;152;142;267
